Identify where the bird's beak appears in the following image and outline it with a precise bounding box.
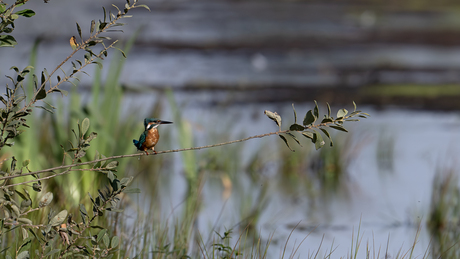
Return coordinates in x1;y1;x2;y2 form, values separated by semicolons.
159;120;173;124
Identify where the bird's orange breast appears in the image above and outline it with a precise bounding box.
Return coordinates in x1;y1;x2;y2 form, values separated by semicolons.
141;128;160;151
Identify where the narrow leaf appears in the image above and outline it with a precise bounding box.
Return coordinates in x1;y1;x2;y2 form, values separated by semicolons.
279;134;294;152
292;103;297;123
90;20;96;34
302;131;314;140
123;188;141;194
0;35;17;47
320;128;333;147
76;23;82;39
321;118;333;123
44;249;61;257
15;9;35;17
36;106;54;114
17;218;33;225
137;4;151;11
313;100;319;118
330;125;348;132
286;132;302;147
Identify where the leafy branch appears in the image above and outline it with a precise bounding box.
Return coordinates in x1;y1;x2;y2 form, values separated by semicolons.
0;102;369;188
0;0;150;151
266;101;370;151
0;0;35;47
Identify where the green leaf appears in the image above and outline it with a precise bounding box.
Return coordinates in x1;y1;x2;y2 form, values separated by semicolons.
39;192;53;207
11;157;17;171
22;160;30;167
137;4;151;11
353;101;357;112
327;102;331;117
41;71;46;87
105;161;118;169
15;9;35;17
303;110;316;126
120;176;133;187
337;108;348;118
321;118;333;123
103;233;110;247
80;204;88;216
90;20;96;34
10;204;20;217
36;87;46;100
329;125;348;132
123;188;141;194
97;229;107;243
292;103;297;123
44;249;61;257
81;118;90;136
49;210;68;226
86;132;97;142
20;200;31;210
286;132;302;147
16;251;29;259
92;61;103;69
21;227;28;240
32;182;42;192
313;131;325;150
36;106;54;114
0;35;17;47
289;123;304;131
107;171;115;182
76;150;86;158
279;134;294;152
302;131;314;140
320;128;333;147
111;236;119;248
313;100;319;118
76;22;82;39
17;218;32;225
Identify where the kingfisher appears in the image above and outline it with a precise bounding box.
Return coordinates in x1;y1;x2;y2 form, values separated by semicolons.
133;118;173;155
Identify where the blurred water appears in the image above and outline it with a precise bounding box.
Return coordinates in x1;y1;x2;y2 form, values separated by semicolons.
126;96;460;257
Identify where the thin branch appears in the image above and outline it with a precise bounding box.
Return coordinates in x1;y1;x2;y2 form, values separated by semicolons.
18;2;134;113
0;130;289;185
0;115;361;186
0;0;29;19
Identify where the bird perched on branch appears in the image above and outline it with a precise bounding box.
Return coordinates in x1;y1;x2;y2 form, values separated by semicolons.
133;118;173;155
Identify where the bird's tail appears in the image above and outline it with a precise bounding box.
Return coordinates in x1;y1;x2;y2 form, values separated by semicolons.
133;139;140;149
